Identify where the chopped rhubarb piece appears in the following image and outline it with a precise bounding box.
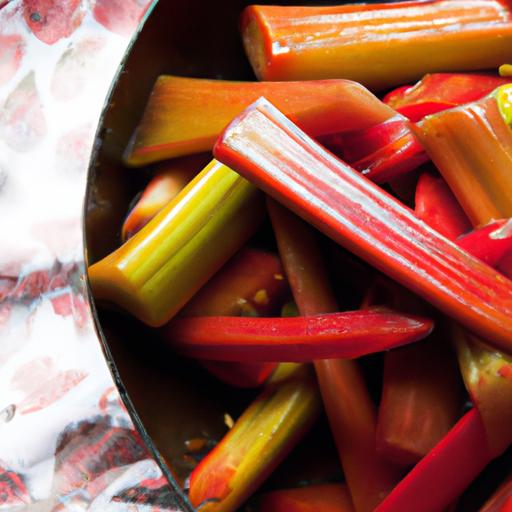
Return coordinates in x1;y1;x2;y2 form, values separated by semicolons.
241;2;512;89
377;336;461;466
321;115;429;183
268;200;401;512
385;73;511;121
214;97;512;354
183;246;288;388
375;408;493;512
456;219;512;268
188;368;321;512
121;154;208;241
453;327;512;456
125;76;395;166
413;85;512;226
88;160;264;327
182;248;288;318
415;172;472;240
163;309;433;363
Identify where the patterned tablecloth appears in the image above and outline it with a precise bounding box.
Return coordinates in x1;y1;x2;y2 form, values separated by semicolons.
0;1;189;509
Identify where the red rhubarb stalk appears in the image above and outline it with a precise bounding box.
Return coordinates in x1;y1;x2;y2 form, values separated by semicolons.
267;200;401;512
414;172;471;240
320;115;428;184
376;334;461;466
162;310;433;363
384;73;511;122
182;247;288;387
375;408;493;512
213;97;512;354
456;219;512;268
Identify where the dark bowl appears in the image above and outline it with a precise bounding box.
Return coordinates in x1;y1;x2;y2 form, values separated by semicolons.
84;1;348;509
84;1;512;510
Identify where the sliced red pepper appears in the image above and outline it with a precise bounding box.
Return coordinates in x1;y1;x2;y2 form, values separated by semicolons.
385;73;511;121
214;97;512;354
267;200;401;512
320;115;429;184
260;483;355;512
375;408;493;512
414;171;472;240
162;310;433;363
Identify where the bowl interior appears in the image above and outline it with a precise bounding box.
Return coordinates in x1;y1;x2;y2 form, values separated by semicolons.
84;0;345;498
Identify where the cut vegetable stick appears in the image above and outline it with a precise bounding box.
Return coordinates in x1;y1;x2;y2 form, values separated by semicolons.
241;1;512;89
375;408;493;512
124;76;395;166
267;200;401;512
453;327;512;457
413;85;512;226
260;483;354;512
415;109;512;457
320;115;429;184
182;247;288;318
121;154;208;241
385;73;511;121
163;310;433;362
456;219;512;268
182;247;288;388
414;172;472;240
88;160;263;327
188;367;321;512
377;336;461;466
214;97;512;354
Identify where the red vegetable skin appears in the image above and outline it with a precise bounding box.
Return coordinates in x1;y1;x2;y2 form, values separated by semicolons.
385;73;511;122
268;200;401;512
320;115;429;184
415;172;471;240
213;97;512;354
183;247;288;387
376;335;461;466
456;219;512;267
375;408;493;512
260;483;354;512
163;310;433;363
182;247;288;318
125;76;396;166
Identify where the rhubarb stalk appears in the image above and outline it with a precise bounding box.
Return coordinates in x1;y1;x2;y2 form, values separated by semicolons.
413;85;512;226
267;200;401;512
124;76;395;166
188;366;321;512
214;97;512;354
88;160;263;327
241;1;512;89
